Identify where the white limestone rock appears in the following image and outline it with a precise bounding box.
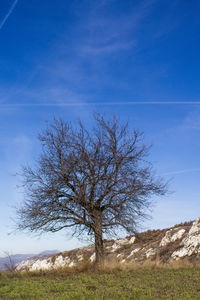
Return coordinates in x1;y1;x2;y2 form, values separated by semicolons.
53;255;72;268
90;253;96;262
29;258;53;271
146;248;156;258
171;219;200;260
110;236;135;252
129;236;136;244
160;228;186;247
16;258;38;271
171;229;186;242
77;254;83;261
127;248;140;258
117;253;122;258
69;261;75;267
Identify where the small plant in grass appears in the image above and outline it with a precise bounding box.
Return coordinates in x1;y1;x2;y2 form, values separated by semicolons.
3;251;17;272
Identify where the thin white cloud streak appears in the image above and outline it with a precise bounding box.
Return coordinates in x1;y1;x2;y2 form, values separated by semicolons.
183;109;200;130
78;0;158;56
81;41;135;55
1;101;200;107
0;0;18;30
163;168;200;176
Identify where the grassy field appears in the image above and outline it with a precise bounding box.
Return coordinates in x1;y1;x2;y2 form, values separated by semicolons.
0;267;200;299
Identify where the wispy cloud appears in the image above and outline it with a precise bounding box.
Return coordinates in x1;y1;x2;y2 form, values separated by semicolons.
184;109;200;130
81;41;135;55
0;85;84;106
0;0;18;30
163;168;200;176
77;0;158;56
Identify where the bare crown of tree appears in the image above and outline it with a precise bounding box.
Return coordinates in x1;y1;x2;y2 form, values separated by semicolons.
17;113;167;264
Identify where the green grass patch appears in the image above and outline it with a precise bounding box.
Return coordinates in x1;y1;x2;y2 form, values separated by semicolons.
0;268;200;299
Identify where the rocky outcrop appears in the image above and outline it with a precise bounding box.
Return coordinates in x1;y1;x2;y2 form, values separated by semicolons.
16;219;200;271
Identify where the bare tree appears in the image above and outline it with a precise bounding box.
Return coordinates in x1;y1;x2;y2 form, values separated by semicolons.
3;251;16;272
16;114;167;264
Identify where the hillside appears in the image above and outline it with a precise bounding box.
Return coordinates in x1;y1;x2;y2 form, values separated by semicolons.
16;219;200;271
0;250;59;270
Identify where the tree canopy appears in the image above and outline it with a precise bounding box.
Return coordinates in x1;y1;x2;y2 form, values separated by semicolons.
17;114;167;264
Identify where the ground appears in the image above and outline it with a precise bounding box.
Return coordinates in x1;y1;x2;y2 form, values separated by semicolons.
0;267;200;299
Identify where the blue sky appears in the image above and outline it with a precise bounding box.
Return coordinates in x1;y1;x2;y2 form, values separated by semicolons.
0;0;200;255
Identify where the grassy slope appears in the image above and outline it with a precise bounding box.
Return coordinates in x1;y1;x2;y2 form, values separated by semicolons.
0;268;200;299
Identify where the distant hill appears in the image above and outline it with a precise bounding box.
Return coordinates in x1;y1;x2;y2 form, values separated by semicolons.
16;219;200;271
0;250;59;270
38;250;60;256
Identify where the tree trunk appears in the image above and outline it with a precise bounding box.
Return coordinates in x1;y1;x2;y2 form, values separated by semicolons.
94;210;104;266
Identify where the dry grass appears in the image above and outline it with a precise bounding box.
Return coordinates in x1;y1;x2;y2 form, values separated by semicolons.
73;257;200;273
1;263;200;299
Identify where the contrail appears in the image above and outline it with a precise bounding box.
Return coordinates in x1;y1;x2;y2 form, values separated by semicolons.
0;0;18;30
163;168;200;176
1;101;200;107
